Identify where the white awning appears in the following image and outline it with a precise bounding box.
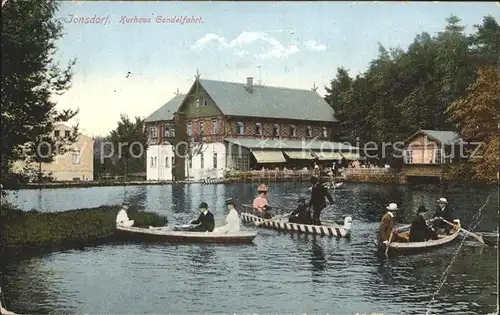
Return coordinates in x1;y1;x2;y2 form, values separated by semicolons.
341;152;361;160
314;152;343;160
284;151;315;160
251;150;286;163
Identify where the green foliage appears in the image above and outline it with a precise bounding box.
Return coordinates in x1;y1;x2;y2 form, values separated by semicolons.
325;15;499;168
94;115;148;179
1;202;167;247
446;67;500;184
1;0;78;184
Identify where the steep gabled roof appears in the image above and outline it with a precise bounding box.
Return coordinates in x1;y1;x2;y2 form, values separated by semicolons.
196;79;337;122
406;129;464;145
145;94;186;123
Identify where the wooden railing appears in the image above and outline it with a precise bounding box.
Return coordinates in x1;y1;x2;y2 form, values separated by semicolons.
343;168;393;176
225;169;317;181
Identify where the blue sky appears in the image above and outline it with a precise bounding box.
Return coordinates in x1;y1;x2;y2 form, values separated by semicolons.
51;1;498;136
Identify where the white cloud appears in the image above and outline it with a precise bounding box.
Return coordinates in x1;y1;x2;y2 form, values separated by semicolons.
190;33;229;50
191;31;300;59
304;40;327;52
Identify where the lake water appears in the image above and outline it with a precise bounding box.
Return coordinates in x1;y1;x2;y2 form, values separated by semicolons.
2;183;498;314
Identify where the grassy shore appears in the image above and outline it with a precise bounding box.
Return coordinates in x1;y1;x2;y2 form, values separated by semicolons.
1;203;167;248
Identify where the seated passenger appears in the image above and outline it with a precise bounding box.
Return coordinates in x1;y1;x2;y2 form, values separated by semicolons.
213;198;241;233
253;184;273;219
432;197;453;234
410;206;438;242
189;202;215;232
116;203;135;227
289;197;312;224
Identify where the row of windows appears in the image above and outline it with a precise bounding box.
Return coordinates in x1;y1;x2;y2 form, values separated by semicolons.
404;149;444;164
150;121;329;139
149;125;175;139
150;153;218;169
54;130;71;138
236;122;328;138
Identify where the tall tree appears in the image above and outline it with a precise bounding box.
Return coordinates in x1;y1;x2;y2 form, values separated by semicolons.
1;0;77;184
108;115;148;180
446;66;499;184
469;15;500;68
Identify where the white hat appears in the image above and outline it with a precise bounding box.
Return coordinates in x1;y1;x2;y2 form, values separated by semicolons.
386;203;399;211
436;198;448;204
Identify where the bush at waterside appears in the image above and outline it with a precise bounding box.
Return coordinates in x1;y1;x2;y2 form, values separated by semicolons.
1;202;167;247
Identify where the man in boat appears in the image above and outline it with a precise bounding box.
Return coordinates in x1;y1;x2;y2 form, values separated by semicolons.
308;176;333;226
189;202;215;232
213;198;241;233
432;197;453;234
253;183;273;219
289;196;312;224
116;202;135;227
410;206;438;242
378;203;400;250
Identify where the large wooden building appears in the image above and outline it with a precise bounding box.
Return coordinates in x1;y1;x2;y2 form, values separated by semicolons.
144;76;360;181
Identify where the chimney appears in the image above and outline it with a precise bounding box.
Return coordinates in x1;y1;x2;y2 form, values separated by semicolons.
246;77;253;93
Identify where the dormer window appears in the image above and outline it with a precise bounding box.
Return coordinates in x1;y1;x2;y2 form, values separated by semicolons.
255;123;262;136
54;130;60;137
290;125;296;137
203;98;208;107
195;98;200;108
273;124;280;137
306;126;312;137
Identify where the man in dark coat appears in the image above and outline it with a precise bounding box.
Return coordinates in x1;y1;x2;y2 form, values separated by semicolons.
410;206;438;242
432;197;453;233
189;202;215;232
289;196;312;224
308;176;333;226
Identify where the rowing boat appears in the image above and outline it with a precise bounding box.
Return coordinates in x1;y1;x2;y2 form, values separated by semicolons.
241;205;352;238
115;225;258;244
385;219;461;254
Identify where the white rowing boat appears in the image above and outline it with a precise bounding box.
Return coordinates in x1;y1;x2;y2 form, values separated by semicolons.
386;219;461;254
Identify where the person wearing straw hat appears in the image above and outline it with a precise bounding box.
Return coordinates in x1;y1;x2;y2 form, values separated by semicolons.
410;206;438;242
253;183;273;219
378;203;401;248
189;202;215;232
432;197;453;234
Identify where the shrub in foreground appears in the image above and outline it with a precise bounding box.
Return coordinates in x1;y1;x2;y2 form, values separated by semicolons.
1;202;167;247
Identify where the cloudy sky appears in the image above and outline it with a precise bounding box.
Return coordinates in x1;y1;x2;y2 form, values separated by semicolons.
51;1;497;136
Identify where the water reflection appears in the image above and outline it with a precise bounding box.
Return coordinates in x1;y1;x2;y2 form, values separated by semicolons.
310;236;326;272
2;183;498;314
188;245;216;267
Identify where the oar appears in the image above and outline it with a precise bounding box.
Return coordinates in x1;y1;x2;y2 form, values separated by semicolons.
440;218;495;247
255;213;292;226
385;230;394;257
